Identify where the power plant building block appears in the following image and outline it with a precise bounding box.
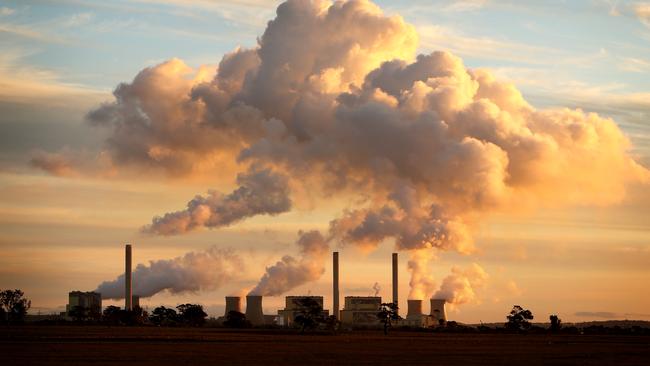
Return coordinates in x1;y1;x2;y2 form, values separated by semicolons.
340;296;381;328
277;296;329;327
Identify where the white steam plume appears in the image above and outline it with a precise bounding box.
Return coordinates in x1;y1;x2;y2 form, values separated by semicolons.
433;263;489;308
372;282;381;296
142;166;291;235
249;230;329;296
407;249;437;300
95;247;242;299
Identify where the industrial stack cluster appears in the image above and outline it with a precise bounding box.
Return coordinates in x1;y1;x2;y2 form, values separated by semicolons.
68;245;448;328
222;251;448;328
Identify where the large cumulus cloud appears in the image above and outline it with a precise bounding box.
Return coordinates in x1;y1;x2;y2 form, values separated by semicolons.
47;0;648;300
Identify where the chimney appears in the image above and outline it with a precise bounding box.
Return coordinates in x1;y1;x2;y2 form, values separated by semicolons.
333;252;339;319
430;298;447;323
125;244;132;311
392;252;398;314
224;296;242;316
245;295;265;326
407;299;423;319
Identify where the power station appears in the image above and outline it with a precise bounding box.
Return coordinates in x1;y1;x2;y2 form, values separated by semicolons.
82;245;449;328
217;252;448;329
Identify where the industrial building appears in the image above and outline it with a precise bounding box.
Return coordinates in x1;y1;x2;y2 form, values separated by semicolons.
215;296;243;324
244;295;275;325
277;296;329;327
340;296;382;327
66;291;102;318
429;298;448;324
224;250;450;329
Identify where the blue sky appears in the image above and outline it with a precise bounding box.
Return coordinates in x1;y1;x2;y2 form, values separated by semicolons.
1;0;649;160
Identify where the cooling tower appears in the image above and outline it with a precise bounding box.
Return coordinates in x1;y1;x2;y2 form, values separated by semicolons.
224;296;242;316
245;295;265;326
430;298;447;323
392;253;398;314
333;252;339;319
407;299;423;319
125;244;132;311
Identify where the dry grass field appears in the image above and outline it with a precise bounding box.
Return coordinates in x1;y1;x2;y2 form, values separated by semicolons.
2;325;649;365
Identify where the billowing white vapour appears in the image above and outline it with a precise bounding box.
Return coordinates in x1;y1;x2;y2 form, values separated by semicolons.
34;0;647;301
433;263;489;307
249;230;329;296
96;247;242;299
407;249;438;300
142;167;291;235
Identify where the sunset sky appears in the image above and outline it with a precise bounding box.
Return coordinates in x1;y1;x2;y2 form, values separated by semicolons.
1;0;649;323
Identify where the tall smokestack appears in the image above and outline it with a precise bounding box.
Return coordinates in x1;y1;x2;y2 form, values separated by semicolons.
245;295;265;326
430;298;447;324
392;252;398;314
224;296;242;316
333;251;339;319
407;299;423;319
125;244;132;311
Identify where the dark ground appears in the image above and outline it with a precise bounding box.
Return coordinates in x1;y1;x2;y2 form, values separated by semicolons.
2;325;650;365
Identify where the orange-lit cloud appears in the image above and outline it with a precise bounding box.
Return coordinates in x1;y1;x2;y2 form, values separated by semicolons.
34;0;649;303
433;263;489;308
96;247;242;299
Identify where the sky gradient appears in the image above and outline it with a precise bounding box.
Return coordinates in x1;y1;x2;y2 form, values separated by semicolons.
1;0;649;323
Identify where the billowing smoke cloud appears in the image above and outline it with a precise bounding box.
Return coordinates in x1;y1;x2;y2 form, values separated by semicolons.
407;249;437;300
249;230;329;296
143;166;291;235
38;0;649;300
96;247;242;299
433;263;489;307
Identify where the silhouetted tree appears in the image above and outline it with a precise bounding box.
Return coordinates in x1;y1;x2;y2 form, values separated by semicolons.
151;306;179;326
505;305;534;331
177;304;207;326
294;297;325;333
0;289;31;323
223;310;250;328
377;302;401;335
324;315;341;335
550;314;562;332
102;305;122;324
126;306;148;325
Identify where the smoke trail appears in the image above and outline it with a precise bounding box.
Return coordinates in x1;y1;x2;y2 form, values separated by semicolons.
95;247;242;299
433;263;489;307
249;230;329;296
407;249;437;300
142;166;291;235
372;282;381;296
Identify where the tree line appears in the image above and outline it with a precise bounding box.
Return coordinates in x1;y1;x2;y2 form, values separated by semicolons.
4;289;648;336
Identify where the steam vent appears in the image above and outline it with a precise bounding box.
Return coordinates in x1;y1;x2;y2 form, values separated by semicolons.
245;295;265;326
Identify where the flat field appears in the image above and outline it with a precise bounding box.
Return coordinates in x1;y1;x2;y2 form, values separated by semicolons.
2;325;649;365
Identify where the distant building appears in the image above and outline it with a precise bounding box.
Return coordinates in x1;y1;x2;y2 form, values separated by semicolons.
277;296;329;327
132;295;140;309
340;296;381;328
66;291;102;319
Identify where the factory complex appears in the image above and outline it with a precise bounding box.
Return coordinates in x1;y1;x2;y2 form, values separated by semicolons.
67;245;449;329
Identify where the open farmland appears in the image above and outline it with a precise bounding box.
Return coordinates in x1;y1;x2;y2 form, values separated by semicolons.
2;325;650;366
